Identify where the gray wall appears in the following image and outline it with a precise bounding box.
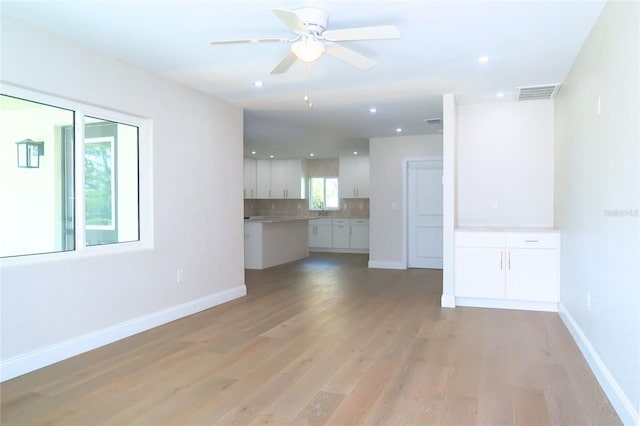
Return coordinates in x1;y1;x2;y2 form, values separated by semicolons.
554;2;639;423
1;16;245;377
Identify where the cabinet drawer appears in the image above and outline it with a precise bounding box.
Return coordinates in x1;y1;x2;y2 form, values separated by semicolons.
309;218;333;226
456;232;505;248
333;218;348;225
349;218;369;225
506;233;559;249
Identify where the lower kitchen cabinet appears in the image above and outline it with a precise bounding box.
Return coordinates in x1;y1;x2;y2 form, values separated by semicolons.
308;218;332;248
309;218;369;252
455;230;560;311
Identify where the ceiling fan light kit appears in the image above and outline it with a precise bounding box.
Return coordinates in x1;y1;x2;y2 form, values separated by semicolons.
210;7;400;73
291;37;325;62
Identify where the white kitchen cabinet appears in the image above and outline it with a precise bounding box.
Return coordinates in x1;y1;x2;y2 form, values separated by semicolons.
455;230;560;311
243;157;257;199
257;159;306;199
332;218;350;249
308;218;332;248
256;159;271;199
339;155;369;198
349;218;369;250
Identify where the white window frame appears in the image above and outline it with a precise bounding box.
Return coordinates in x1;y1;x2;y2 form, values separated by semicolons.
1;83;154;265
309;176;340;211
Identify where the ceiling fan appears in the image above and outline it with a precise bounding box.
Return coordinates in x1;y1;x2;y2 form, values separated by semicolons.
210;7;400;74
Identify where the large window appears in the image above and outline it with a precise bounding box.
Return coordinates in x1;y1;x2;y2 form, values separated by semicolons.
309;177;339;211
0;90;144;258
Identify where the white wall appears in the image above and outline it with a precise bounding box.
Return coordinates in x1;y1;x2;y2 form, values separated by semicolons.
554;2;639;424
0;16;245;378
458;101;554;227
369;134;443;268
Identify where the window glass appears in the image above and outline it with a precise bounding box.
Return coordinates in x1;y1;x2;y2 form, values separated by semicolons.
309;177;339;211
85;117;139;246
0;95;75;257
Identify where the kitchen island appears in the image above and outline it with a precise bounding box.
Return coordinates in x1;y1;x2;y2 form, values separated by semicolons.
244;217;311;270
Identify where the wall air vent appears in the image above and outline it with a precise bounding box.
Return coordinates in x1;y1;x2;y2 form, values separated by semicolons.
424;117;442;125
516;84;561;101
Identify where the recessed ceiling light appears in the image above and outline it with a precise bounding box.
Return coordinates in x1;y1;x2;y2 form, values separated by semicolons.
269;154;274;158
353;151;358;155
253;81;263;88
369;107;377;113
497;92;505;98
396;128;403;133
309;153;315;157
478;56;489;63
251;151;256;155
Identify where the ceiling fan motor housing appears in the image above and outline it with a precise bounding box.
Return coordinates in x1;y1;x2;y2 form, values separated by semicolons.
293;7;329;35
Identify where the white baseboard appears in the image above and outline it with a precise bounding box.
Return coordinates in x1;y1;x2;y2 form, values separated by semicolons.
310;248;369;254
367;260;406;270
441;294;456;308
455;297;558;312
558;304;638;426
0;284;247;382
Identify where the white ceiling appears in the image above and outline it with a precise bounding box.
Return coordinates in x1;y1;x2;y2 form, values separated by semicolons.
1;0;605;158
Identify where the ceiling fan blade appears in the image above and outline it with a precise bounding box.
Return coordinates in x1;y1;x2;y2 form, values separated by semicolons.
211;38;289;45
323;25;400;42
271;50;298;74
272;9;308;34
324;43;376;71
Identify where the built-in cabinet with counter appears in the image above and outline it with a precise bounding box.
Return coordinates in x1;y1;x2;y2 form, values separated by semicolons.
251;158;306;199
455;229;560;311
339;155;369;198
309;218;369;252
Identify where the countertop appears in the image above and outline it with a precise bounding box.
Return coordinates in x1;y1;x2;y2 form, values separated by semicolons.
456;227;559;233
245;216;369;223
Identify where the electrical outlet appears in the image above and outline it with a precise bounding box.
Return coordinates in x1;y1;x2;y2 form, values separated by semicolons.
596;96;601;116
177;268;184;283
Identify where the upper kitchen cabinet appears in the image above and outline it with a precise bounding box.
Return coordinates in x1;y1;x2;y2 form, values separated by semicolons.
339;155;369;198
255;158;306;199
243;157;257;199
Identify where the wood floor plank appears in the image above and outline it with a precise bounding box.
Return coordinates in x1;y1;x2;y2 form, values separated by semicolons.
0;253;621;426
511;386;552;426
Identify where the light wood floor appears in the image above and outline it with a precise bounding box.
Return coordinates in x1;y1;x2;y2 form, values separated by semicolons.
1;253;620;425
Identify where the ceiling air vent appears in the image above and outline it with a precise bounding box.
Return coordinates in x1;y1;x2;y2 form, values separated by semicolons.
424;118;442;125
516;84;561;101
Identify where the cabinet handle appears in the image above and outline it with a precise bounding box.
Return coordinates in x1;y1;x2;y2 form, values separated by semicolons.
269;189;271;198
500;250;503;270
524;240;539;243
508;251;511;270
349;226;352;236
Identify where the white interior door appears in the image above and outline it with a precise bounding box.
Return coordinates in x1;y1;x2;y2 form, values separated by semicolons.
408;160;443;269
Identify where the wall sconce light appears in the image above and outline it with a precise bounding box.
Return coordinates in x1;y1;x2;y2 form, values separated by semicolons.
16;139;44;168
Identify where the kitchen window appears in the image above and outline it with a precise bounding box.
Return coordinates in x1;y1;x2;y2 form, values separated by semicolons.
309;177;339;211
0;87;151;259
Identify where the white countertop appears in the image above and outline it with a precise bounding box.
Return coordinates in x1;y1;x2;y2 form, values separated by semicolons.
456;227;559;233
245;216;369;223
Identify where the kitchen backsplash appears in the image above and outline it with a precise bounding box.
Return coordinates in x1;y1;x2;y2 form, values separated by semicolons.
244;198;369;218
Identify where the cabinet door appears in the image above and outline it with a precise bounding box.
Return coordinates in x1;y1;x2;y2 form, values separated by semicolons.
355;156;369;198
243;157;257;199
332;220;350;249
270;159;287;199
339;156;357;198
315;223;332;248
455;247;505;298
506;249;559;302
349;223;369;249
256;160;271;199
285;159;305;199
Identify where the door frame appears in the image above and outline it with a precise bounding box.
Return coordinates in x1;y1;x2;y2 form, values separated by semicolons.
402;156;443;269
